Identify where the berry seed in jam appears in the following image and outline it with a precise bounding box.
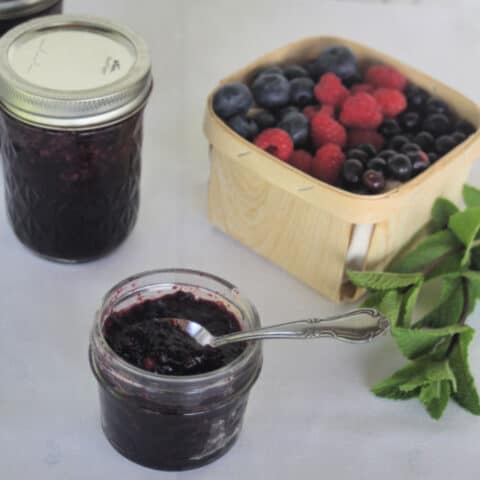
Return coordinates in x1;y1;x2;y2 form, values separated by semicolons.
104;290;246;375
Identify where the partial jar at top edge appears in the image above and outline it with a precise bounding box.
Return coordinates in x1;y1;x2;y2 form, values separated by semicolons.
0;0;63;36
0;14;153;262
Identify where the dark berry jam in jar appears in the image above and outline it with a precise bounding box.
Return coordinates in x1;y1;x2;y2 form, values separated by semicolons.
89;269;263;471
0;0;63;36
0;15;152;262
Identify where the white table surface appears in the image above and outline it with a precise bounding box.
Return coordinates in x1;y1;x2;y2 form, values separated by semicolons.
2;0;480;478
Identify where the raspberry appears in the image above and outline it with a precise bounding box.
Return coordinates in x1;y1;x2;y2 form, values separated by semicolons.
290;150;313;173
311;113;347;148
254;128;293;162
340;93;383;129
348;129;385;151
304;104;334;120
351;83;375;95
303;105;321;120
314;73;349;107
373;88;407;117
366;65;407;91
312;144;345;185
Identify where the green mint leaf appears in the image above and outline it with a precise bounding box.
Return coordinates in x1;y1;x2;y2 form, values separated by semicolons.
450;327;480;415
347;270;423;291
463;271;480;313
372;361;424;400
420;380;452;420
361;290;403;326
415;277;464;329
448;207;480;266
471;246;480;270
360;291;386;309
399;359;456;392
431;198;459;232
388;230;461;274
425;251;463;279
463;184;480;208
399;281;423;327
372;359;455;401
391;324;469;360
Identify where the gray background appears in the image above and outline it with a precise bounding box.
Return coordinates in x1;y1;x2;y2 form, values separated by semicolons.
1;0;480;478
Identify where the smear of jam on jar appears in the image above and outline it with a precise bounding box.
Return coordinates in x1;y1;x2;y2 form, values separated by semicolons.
104;291;246;375
1;110;143;261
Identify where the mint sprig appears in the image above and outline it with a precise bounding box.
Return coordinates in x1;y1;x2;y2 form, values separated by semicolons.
348;184;480;419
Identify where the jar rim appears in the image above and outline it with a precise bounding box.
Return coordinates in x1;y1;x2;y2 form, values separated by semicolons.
90;268;262;390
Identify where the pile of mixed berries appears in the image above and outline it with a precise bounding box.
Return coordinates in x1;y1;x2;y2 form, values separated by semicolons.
212;45;476;194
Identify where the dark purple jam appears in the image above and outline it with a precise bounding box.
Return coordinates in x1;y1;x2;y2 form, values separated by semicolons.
0;1;63;36
0;110;143;261
104;291;246;375
92;290;257;470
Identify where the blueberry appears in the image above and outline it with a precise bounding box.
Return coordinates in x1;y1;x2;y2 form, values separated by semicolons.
452;131;467;145
367;156;388;173
362;169;386;194
212;82;253;119
283;64;309;80
251;110;276;131
455;119;476;136
409;152;430;176
306;45;359;82
435;135;456;155
400;111;422;132
425;97;450;116
277;112;309;147
227;114;259;140
357;143;377;158
289;77;315;107
253;66;283;81
378;149;397;161
401;142;421;154
388;154;413;181
405;85;429;110
422;114;451;136
389;135;410;151
428;152;439;163
252;73;291;109
342;158;364;185
346;148;368;164
379;119;401;137
276;105;300;120
414;131;435;151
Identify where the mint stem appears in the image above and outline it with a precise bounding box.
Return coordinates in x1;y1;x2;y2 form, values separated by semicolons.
446;277;470;357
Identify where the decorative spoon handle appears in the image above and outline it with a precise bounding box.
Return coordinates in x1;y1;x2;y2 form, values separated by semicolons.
212;308;389;347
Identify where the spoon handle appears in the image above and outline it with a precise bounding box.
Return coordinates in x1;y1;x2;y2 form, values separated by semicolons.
213;308;389;347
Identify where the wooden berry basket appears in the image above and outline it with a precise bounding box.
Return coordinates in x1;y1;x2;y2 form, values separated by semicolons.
203;36;480;302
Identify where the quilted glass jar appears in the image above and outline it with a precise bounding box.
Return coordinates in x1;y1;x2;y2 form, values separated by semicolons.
0;15;152;262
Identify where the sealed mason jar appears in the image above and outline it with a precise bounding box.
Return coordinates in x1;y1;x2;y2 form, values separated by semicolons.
0;0;63;36
0;15;152;262
89;269;263;471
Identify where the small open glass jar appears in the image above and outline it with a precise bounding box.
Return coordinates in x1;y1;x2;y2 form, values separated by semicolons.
0;0;63;36
0;15;152;262
89;269;263;471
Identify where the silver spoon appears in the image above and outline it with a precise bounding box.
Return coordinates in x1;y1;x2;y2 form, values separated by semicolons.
162;308;389;348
